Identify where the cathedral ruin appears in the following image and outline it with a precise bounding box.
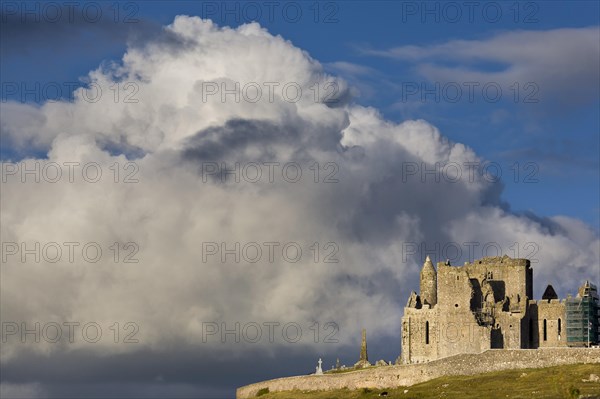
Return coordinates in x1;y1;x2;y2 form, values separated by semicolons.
237;255;600;397
401;255;599;364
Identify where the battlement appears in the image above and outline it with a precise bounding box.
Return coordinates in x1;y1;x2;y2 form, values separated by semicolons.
457;255;530;269
530;298;566;305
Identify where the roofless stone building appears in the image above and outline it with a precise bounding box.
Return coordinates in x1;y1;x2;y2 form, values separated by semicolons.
401;255;599;364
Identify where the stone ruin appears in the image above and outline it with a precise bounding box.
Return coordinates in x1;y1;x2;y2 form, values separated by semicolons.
401;255;599;364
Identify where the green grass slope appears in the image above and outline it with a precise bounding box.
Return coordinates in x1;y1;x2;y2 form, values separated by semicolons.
253;363;600;399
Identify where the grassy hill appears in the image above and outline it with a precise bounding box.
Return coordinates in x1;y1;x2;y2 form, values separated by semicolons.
253;363;600;399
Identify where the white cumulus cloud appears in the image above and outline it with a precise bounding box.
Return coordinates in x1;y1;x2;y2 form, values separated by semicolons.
1;16;598;373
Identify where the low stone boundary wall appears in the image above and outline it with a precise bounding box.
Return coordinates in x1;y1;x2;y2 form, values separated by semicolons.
236;348;600;398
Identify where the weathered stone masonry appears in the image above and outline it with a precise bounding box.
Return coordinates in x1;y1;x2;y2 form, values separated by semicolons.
402;255;598;364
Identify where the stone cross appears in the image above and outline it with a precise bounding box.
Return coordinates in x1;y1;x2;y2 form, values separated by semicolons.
315;358;323;375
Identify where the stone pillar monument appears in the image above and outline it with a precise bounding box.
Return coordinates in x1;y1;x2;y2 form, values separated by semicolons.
360;329;368;361
354;329;371;368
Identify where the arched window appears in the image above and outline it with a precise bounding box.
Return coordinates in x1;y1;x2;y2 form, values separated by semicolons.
543;319;547;341
425;321;430;345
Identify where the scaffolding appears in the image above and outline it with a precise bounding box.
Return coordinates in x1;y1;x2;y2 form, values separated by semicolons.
566;281;599;347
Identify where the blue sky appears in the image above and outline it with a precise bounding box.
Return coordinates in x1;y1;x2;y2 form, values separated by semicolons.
3;0;599;228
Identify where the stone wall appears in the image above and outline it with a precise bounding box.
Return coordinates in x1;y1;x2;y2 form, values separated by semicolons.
236;348;600;398
532;299;567;348
401;256;558;363
436;264;490;358
462;257;532;300
401;307;439;363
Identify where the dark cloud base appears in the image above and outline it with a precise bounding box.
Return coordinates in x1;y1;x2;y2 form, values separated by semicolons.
1;335;400;398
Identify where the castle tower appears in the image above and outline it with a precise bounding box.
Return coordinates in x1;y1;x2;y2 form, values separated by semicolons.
420;255;437;307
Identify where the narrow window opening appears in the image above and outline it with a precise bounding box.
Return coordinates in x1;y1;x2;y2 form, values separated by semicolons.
543;319;547;341
558;318;561;338
425;321;430;345
529;318;534;346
